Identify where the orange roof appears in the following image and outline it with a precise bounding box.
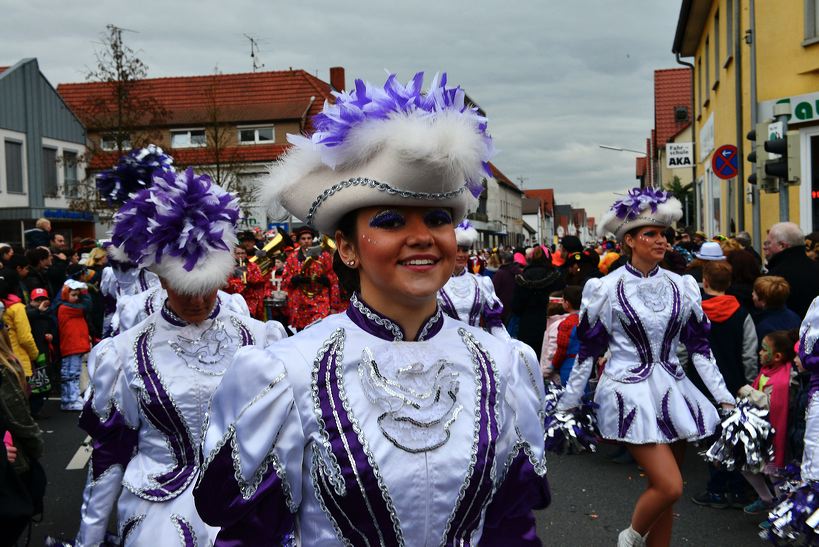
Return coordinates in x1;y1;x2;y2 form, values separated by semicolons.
89;143;290;171
654;68;692;148
524;188;554;215
57;68;335;130
636;156;647;178
0;66;8;75
488;162;522;194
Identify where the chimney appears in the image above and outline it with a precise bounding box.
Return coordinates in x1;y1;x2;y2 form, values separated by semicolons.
329;66;345;92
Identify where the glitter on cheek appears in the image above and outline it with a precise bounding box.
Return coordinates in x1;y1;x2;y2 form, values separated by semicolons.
360;233;378;246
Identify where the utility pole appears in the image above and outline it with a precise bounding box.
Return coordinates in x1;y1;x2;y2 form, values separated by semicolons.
244;34;264;72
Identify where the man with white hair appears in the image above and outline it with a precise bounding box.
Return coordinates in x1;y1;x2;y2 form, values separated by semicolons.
766;222;819;317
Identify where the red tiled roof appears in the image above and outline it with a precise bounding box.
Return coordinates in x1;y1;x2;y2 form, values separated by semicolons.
89;143;289;171
0;67;8;75
524;189;554;216
654;68;692;148
636;156;647;178
488;162;522;194
57;69;334;130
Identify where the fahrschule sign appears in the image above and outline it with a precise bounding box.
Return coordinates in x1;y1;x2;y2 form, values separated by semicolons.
666;142;694;168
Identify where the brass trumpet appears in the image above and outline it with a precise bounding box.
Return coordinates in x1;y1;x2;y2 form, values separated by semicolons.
249;232;287;276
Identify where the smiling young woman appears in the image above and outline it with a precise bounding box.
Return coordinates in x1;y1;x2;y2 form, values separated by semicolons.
194;72;550;546
557;188;736;547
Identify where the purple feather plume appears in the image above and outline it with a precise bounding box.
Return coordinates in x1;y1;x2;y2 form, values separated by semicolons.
111;168;239;272
610;187;671;221
302;72;493;199
95;144;175;205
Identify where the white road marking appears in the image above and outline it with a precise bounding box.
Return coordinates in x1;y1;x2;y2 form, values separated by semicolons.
66;435;92;470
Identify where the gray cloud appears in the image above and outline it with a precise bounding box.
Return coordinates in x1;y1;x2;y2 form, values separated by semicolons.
2;0;682;220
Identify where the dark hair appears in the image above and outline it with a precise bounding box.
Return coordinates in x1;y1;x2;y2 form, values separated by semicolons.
547;290;564;317
763;330;798;363
725;249;760;285
9;255;28;270
333;211;360;295
26;247;50;267
563;285;582;310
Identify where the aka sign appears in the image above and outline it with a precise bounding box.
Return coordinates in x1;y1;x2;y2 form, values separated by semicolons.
666;142;693;168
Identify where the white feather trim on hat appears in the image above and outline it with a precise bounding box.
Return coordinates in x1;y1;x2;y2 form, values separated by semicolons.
150;250;235;296
599;189;682;241
455;224;479;248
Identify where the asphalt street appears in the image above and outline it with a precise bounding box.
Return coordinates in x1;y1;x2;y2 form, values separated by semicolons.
31;399;765;546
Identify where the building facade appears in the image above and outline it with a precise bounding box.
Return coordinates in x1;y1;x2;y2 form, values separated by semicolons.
58;67;342;235
673;0;819;243
0;58;92;245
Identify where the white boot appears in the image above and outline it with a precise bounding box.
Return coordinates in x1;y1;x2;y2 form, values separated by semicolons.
617;526;646;547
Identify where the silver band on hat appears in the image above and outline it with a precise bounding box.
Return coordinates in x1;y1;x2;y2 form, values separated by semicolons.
305;176;467;227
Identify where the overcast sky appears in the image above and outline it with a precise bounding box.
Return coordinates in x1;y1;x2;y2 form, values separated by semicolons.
3;0;684;221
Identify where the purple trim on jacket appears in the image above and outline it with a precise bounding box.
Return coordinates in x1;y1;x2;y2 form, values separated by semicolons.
134;327;197;500
346;292;443;342
576;312;609;364
480;448;550;546
443;333;499;546
194;431;293;546
313;330;402;545
680;311;713;359
799;331;819;399
78;398;138;481
616;279;654;382
171;515;197;547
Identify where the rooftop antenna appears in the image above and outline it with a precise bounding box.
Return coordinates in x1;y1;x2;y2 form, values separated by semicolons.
244;34;264;72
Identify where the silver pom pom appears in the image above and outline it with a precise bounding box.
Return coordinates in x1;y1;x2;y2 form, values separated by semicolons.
702;398;774;473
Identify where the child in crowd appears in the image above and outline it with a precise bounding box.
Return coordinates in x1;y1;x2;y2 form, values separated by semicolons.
691;261;758;509
752;276;802;346
551;285;583;386
742;329;797;515
25;288;56;416
56;280;91;411
540;290;566;382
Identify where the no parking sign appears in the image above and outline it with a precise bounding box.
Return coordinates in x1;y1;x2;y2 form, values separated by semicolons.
711;144;738;180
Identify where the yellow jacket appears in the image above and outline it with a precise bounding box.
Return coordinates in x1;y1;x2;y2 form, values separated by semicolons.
4;300;39;377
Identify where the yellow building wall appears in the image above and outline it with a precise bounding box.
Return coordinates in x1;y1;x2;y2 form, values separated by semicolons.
690;0;819;239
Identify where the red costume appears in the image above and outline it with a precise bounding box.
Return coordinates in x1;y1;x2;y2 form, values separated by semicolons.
281;247;341;330
224;260;270;320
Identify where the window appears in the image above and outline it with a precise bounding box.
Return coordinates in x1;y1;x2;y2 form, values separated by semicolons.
171;129;206;148
63;151;79;198
42;147;58;197
713;12;720;87
100;134;131;151
807;0;819;42
705;37;711;100
238;126;274;144
4;140;23;193
725;0;734;63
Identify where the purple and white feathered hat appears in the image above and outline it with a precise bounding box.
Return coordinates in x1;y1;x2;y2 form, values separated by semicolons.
599;187;682;241
263;72;495;233
109;168;240;294
455;219;479;248
96;144;175;205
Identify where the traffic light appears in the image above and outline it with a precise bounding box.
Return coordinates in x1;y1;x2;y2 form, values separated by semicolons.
764;129;801;184
747;123;776;191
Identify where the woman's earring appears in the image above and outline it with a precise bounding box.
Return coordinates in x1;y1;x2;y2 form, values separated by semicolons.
347;259;356;267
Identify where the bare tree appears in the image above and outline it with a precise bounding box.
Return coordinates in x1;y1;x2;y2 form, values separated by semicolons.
68;24;168;216
193;69;259;217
